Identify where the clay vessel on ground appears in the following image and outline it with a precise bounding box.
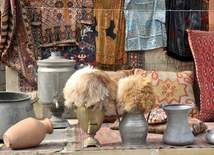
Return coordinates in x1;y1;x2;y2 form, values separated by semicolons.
3;117;53;149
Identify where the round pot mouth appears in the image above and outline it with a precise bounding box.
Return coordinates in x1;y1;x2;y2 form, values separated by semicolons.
0;91;31;102
162;104;193;111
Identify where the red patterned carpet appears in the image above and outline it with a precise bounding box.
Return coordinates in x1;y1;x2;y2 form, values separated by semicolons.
73;123;214;151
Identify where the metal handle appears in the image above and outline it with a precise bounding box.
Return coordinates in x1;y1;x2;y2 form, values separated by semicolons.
31;98;39;105
115;109;121;123
191;103;194;108
26;98;39;112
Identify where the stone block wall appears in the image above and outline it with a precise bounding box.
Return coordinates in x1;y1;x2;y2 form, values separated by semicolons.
0;64;6;91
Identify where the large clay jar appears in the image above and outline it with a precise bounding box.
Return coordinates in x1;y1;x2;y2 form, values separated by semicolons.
3;117;53;149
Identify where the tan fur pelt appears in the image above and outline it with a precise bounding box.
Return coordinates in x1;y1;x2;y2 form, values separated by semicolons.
117;75;156;114
63;66;118;110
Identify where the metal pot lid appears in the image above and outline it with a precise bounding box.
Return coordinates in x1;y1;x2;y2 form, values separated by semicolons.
37;52;76;67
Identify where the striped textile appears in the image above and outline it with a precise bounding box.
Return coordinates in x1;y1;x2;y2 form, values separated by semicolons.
0;0;37;86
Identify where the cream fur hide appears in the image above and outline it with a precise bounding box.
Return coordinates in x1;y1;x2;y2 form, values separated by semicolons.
63;66;118;110
117;75;156;114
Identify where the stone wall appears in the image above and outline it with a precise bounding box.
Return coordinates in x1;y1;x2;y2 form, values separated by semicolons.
0;64;6;91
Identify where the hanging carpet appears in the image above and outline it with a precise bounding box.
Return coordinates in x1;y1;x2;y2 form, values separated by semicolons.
202;0;209;31
40;0;94;47
0;0;37;86
166;0;202;62
94;0;128;71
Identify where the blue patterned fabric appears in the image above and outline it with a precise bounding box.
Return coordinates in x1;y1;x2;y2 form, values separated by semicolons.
124;0;167;51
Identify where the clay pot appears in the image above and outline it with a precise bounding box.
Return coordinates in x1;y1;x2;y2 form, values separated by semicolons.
3;117;53;149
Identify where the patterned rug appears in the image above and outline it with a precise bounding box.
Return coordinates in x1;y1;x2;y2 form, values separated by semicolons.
187;30;214;122
127;51;145;69
73;123;214;151
41;25;96;70
18;24;96;92
201;0;209;31
0;0;37;86
0;142;66;154
166;0;201;61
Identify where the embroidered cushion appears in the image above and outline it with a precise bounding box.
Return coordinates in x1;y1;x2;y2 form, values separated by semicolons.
145;108;167;124
104;70;133;122
134;69;200;118
187;29;214;122
110;108;167;130
148;118;208;135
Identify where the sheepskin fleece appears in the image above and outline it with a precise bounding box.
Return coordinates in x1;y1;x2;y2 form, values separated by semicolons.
63;66;118;110
117;75;156;114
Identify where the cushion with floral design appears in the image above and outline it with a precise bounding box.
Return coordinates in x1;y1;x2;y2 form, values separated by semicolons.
110;118;207;135
134;69;200;118
110;108;167;129
103;70;133;122
148;117;208;135
145;108;167;124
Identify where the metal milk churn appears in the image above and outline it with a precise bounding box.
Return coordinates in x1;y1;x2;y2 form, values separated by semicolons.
162;104;195;146
29;52;76;128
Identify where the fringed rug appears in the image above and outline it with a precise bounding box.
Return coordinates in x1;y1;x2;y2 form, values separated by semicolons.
73;123;214;151
0;142;66;154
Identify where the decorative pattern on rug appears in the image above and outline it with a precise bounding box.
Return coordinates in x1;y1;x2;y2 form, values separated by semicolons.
127;51;145;69
40;0;94;47
42;25;96;70
166;0;201;61
18;24;96;92
73;123;214;151
201;0;209;31
0;142;66;154
0;0;37;86
187;30;214;122
25;0;42;60
19;74;37;92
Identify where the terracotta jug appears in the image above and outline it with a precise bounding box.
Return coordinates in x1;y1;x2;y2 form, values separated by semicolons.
3;117;53;149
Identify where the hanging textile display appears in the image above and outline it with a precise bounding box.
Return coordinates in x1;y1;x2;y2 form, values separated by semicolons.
42;25;96;70
166;0;201;62
209;0;214;31
94;0;127;71
124;0;167;51
201;0;209;31
127;51;145;69
40;0;94;47
0;0;37;86
25;0;42;60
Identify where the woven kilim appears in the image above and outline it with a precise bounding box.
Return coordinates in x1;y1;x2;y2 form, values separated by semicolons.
201;0;209;31
42;25;96;70
0;0;37;86
73;123;214;151
166;0;201;61
127;51;145;69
